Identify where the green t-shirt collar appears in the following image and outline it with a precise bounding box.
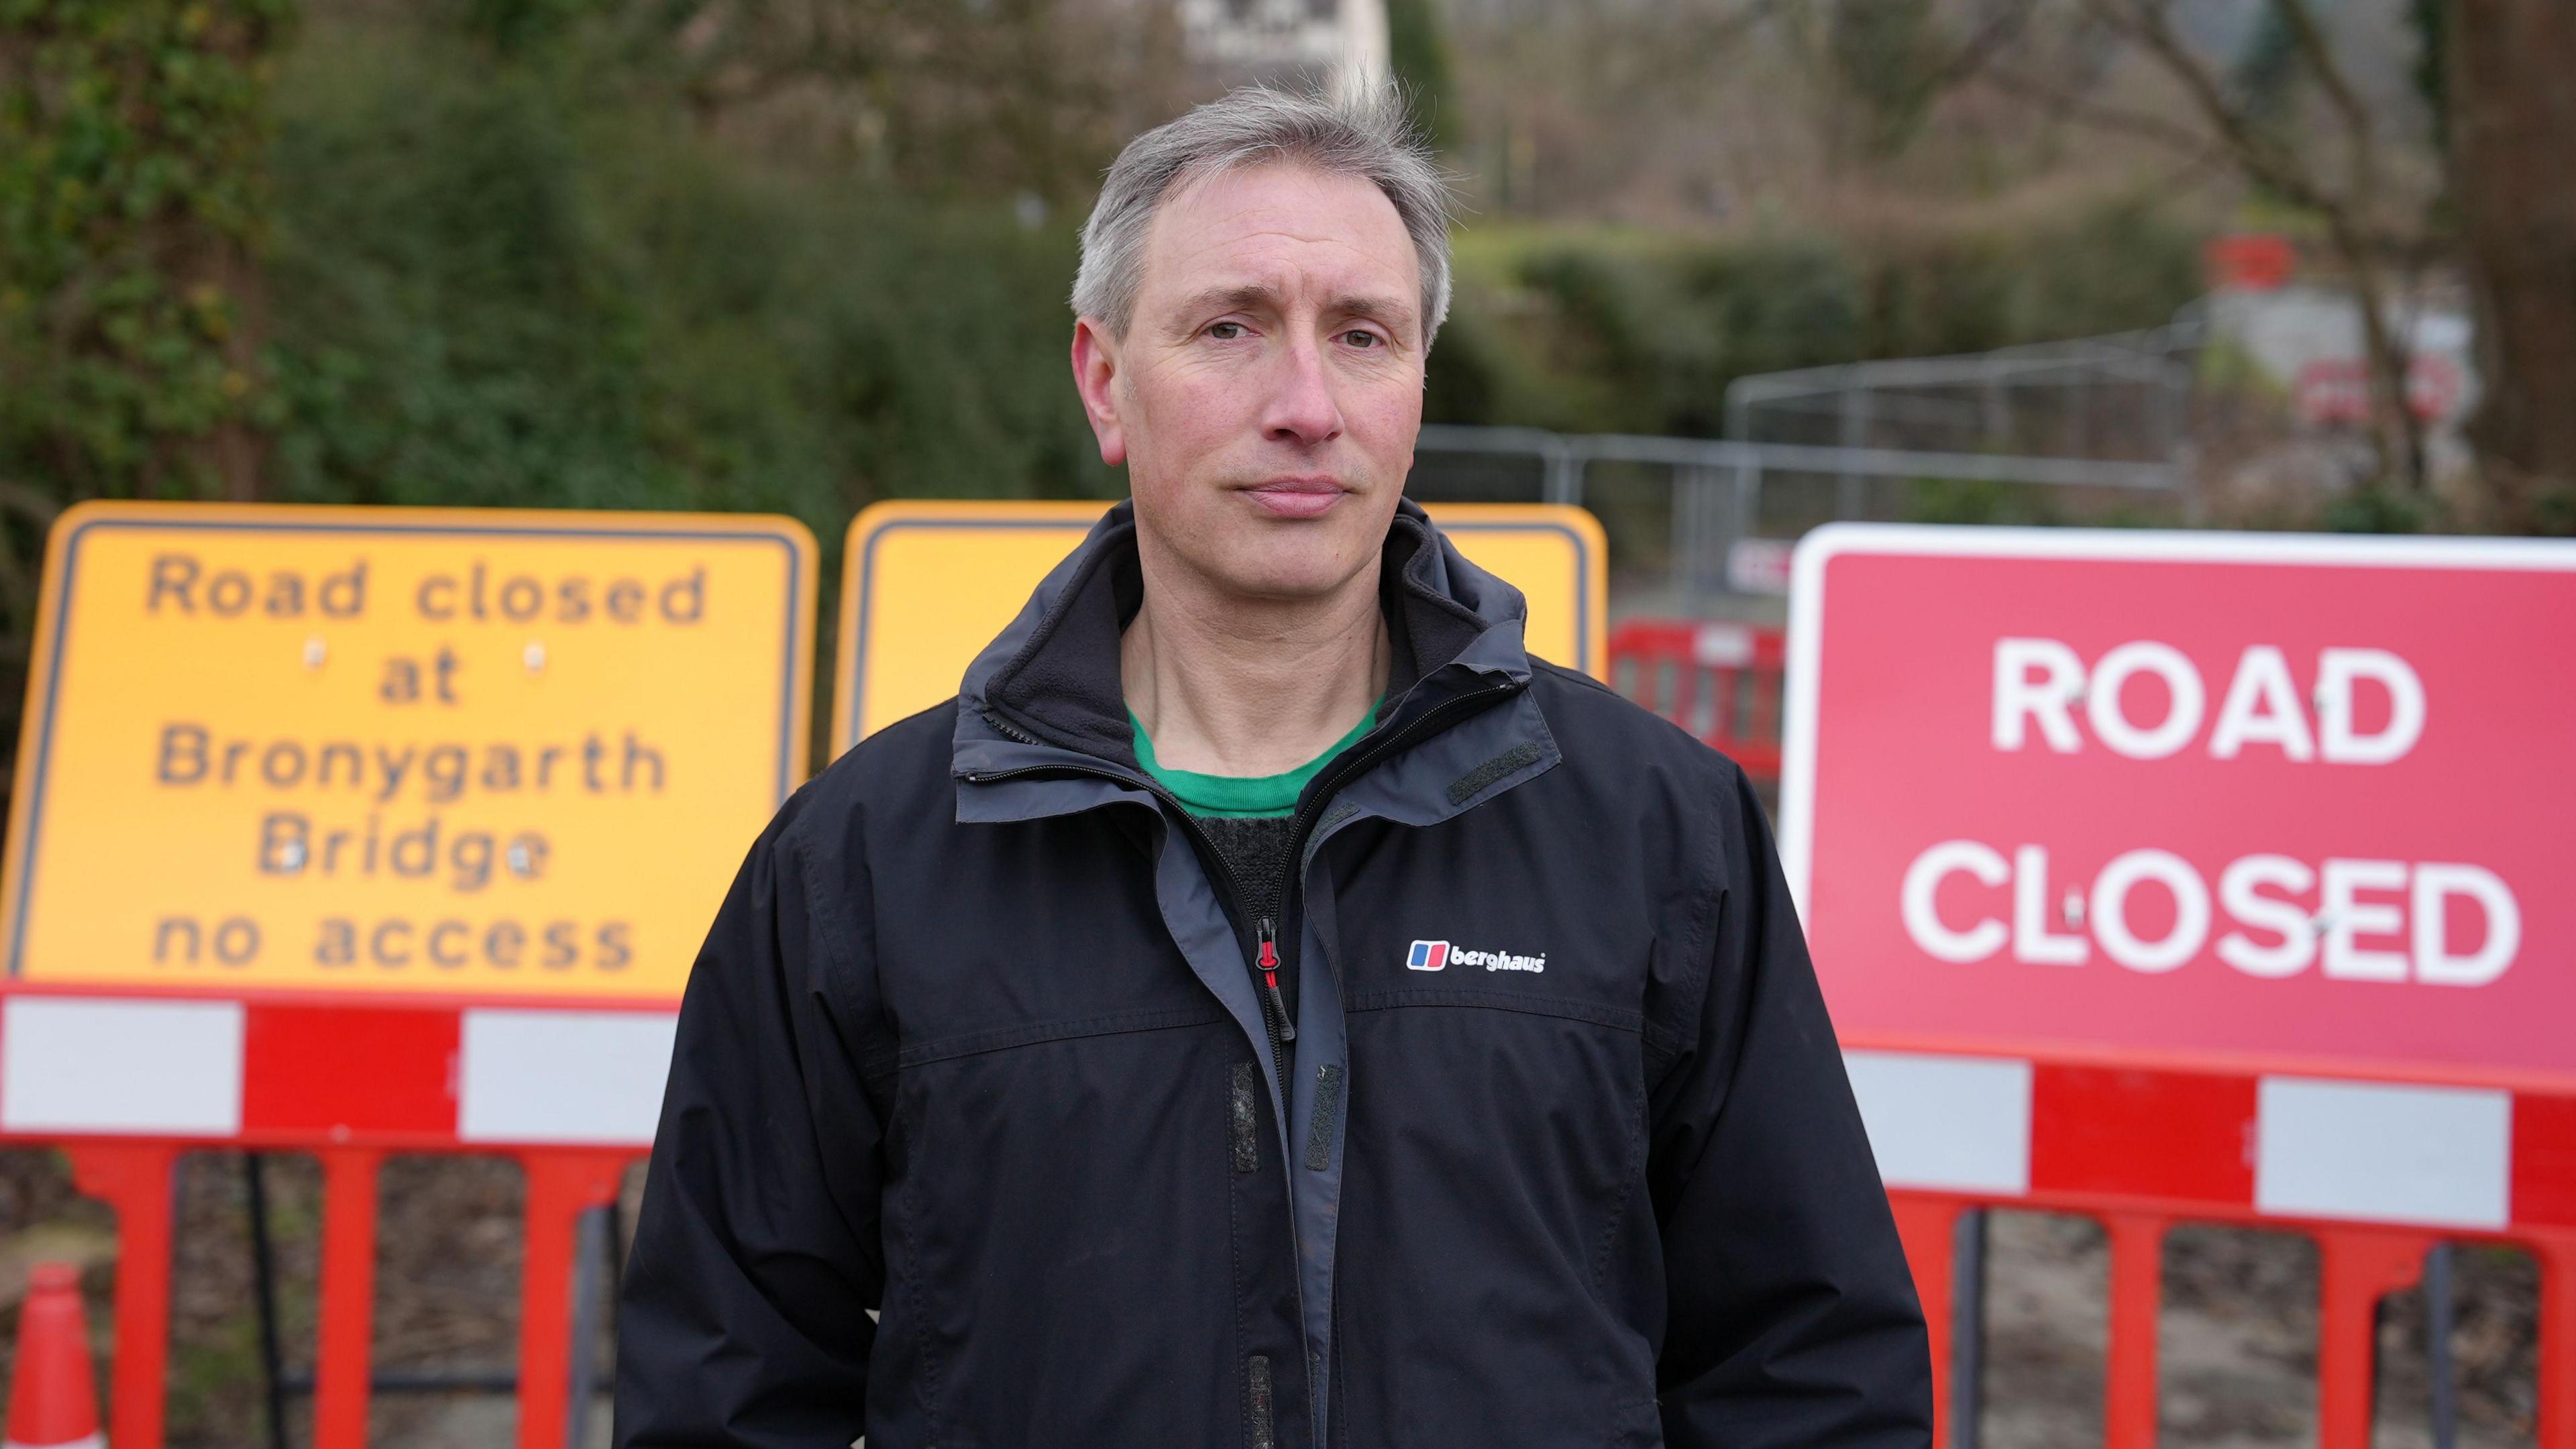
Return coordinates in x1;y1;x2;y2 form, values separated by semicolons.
1130;702;1379;818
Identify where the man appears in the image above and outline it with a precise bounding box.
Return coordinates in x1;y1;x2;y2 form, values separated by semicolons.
616;84;1931;1448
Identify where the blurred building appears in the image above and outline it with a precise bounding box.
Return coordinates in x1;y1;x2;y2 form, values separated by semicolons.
1177;0;1389;80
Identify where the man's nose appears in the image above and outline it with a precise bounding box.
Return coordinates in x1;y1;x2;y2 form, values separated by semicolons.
1260;337;1344;447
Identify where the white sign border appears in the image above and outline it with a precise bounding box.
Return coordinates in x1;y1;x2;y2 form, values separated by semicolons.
1779;523;2576;924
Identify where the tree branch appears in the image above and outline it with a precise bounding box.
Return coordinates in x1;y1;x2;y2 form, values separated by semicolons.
2082;0;2331;211
1611;0;1803;97
1982;61;2228;163
2269;0;2374;149
2067;0;2426;489
1925;0;2041;92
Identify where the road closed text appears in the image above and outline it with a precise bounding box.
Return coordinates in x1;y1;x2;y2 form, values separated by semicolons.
1992;637;2423;763
0;508;812;1002
1895;633;2517;987
1900;844;2519;986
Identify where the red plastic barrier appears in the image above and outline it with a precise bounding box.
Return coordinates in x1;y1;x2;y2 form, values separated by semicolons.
1894;1197;2576;1449
0;987;663;1449
48;1139;636;1449
1606;619;1786;781
1865;1049;2576;1449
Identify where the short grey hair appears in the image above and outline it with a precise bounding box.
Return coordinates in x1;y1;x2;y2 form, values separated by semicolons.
1072;83;1455;350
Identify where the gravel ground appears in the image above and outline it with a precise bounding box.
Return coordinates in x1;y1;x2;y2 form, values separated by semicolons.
0;1151;2544;1446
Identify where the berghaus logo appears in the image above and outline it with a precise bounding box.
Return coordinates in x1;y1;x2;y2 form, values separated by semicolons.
1406;939;1545;973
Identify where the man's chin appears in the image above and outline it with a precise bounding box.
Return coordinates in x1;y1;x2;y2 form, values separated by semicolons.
1136;488;1395;603
1199;540;1380;605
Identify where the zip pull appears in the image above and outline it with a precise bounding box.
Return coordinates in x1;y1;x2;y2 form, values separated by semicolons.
1256;918;1294;1040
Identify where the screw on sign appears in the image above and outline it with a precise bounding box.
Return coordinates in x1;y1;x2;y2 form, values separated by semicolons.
1780;525;2576;1449
5;1263;103;1449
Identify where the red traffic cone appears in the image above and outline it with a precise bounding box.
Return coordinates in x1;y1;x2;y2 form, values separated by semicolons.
6;1263;103;1449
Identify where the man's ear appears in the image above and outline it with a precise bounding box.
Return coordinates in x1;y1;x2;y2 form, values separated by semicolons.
1071;317;1128;467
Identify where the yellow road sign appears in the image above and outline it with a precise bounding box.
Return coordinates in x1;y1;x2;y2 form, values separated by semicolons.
835;501;1608;751
1;502;816;1005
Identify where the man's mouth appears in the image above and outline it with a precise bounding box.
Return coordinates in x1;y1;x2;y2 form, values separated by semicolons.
1246;477;1347;520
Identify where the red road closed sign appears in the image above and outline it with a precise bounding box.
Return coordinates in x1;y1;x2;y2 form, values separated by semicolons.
1780;525;2576;1091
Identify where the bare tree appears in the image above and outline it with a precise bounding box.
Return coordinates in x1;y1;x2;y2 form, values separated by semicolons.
1450;0;1803;220
2447;0;2576;518
1988;0;2434;492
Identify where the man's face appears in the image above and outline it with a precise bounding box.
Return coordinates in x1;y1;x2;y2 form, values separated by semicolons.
1073;162;1426;602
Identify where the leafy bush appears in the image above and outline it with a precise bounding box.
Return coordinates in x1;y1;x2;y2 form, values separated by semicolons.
262;24;1119;546
0;0;293;504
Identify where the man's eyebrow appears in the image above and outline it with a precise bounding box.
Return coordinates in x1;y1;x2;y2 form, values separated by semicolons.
1161;284;1420;339
1328;294;1418;333
1164;284;1282;333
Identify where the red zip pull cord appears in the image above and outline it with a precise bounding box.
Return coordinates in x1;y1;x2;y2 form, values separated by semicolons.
1256;917;1293;1040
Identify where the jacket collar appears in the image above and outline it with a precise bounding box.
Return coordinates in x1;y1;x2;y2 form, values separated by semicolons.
953;496;1534;780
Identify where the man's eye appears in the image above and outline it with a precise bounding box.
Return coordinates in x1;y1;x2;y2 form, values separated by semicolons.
1342;329;1382;349
1208;321;1246;341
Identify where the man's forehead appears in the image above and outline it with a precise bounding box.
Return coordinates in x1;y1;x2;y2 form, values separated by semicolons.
1139;162;1417;304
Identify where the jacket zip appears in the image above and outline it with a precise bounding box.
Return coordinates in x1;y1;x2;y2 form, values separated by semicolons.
1254;916;1295;1106
972;678;1524;1448
971;680;1523;1118
972;677;1521;1023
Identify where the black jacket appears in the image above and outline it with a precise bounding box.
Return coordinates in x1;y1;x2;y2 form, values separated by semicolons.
614;500;1931;1448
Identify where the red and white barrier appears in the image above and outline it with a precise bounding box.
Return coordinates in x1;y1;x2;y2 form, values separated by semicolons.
0;994;672;1147
0;989;654;1449
1848;1047;2574;1232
